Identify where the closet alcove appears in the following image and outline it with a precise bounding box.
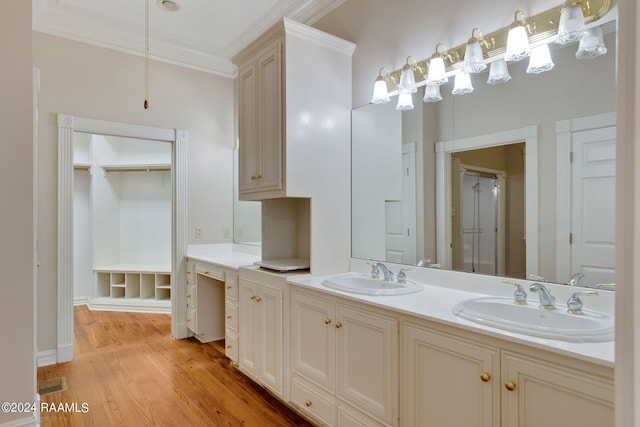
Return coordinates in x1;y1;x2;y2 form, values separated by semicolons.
73;132;172;312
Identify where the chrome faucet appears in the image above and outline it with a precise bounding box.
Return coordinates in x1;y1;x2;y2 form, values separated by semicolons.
529;283;556;309
566;290;598;315
371;262;394;281
568;272;585;287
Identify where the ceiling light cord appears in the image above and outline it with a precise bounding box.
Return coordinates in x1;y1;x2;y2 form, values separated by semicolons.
144;0;150;109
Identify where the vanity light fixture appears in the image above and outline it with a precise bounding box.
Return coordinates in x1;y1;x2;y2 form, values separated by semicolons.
398;56;419;94
371;67;392;104
505;10;532;62
426;44;450;86
556;0;587;45
486;59;512;85
452;71;474;95
576;25;607;58
368;0;610;104
463;28;488;73
396;92;415;111
423;84;443;103
526;44;555;74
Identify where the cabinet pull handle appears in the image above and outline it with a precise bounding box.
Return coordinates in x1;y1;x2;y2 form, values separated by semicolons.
187;294;191;298
203;271;209;275
256;297;262;302
324;319;332;325
480;372;491;382
505;380;517;391
226;345;232;349
227;285;232;290
335;322;343;329
187;318;191;323
250;295;256;300
226;315;232;320
304;400;312;407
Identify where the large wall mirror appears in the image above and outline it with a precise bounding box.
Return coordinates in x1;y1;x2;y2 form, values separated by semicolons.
352;21;617;289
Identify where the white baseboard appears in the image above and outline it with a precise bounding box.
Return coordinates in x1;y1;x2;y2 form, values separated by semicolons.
88;297;171;314
73;296;90;306
0;412;38;427
36;350;57;367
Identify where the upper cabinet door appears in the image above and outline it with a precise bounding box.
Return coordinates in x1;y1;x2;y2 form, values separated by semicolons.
237;40;284;199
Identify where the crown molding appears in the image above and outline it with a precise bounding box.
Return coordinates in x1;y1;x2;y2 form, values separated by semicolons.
33;0;346;77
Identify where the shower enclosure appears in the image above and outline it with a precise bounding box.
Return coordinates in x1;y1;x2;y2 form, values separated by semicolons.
452;165;506;276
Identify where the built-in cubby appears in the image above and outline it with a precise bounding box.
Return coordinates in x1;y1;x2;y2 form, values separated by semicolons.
73;132;173;312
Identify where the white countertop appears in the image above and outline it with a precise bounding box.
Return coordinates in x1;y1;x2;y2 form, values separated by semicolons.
186;243;261;270
287;269;615;368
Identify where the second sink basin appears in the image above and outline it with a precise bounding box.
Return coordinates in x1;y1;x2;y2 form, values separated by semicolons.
321;272;423;296
452;297;614;342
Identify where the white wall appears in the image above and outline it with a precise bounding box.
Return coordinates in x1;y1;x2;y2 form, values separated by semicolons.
0;2;36;425
33;32;235;355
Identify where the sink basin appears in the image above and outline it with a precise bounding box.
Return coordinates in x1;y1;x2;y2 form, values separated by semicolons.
452;297;614;342
321;273;423;296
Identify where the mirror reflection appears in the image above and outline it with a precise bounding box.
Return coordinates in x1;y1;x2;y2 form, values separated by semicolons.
351;23;617;288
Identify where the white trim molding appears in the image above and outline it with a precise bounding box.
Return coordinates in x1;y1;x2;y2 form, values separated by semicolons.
56;114;188;364
436;125;538;275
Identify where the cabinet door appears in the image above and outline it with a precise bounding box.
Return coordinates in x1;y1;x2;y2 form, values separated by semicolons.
237;63;258;193
291;292;336;391
255;42;283;194
238;280;258;375
403;323;500;427
336;306;398;426
501;351;614;427
257;283;283;395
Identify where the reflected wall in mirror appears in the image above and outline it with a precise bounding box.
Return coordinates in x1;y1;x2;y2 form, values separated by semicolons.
351;23;617;288
233;149;261;245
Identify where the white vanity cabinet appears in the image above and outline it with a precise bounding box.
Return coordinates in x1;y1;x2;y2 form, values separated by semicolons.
238;268;285;397
290;289;398;427
185;261;226;343
232;18;355;202
402;321;614;427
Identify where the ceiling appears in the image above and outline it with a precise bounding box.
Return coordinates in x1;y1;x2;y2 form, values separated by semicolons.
32;0;347;77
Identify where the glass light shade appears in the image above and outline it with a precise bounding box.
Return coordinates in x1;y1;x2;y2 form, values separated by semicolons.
527;44;555;74
370;79;390;104
396;92;414;111
463;41;486;73
556;5;586;45
423;84;442;103
426;56;448;86
398;67;417;94
452;71;474;95
576;26;607;59
486;59;512;85
505;25;531;62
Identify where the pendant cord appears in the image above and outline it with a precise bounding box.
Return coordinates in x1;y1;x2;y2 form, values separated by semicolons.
144;0;149;109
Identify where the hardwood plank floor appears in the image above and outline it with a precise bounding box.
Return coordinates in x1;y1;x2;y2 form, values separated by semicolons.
37;305;315;427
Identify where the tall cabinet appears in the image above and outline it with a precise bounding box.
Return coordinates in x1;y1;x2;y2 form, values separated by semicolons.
231;18;355;275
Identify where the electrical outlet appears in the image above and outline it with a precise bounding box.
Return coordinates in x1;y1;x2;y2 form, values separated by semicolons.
195;227;203;239
223;228;230;239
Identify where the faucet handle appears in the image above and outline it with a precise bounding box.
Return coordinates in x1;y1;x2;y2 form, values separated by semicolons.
528;274;547;282
503;280;528;305
369;263;380;279
397;268;411;284
566;290;598;315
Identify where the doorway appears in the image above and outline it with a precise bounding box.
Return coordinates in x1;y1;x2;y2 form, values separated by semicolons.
56;114;188;363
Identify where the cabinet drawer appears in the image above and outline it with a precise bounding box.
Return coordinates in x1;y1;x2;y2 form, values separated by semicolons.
225;301;239;331
291;377;336;427
196;265;225;281
186;283;196;308
225;273;239;300
225;330;238;363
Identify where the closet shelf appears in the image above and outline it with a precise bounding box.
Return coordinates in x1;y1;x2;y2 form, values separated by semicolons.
100;163;171;173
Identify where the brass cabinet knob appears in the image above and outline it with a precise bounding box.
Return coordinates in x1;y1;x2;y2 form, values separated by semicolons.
186;294;191;298
255;174;262;180
505;380;517;391
226;285;232;290
226;345;232;349
203;271;209;275
324;319;332;325
226;315;232;319
256;297;262;302
304;400;312;407
250;295;256;300
480;372;491;382
187;318;191;323
335;322;343;329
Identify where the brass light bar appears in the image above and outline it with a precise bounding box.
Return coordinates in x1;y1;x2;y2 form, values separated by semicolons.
383;0;611;93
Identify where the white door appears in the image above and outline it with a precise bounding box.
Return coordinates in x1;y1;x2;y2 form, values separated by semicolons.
571;125;616;287
385;146;417;264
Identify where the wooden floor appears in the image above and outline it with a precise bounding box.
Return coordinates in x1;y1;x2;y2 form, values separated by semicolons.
37;305;315;427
